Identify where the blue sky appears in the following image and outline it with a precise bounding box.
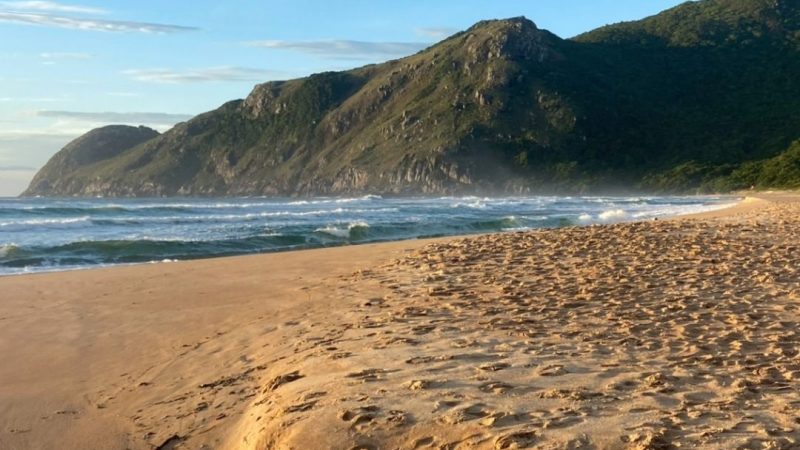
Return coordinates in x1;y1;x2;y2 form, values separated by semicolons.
0;0;687;195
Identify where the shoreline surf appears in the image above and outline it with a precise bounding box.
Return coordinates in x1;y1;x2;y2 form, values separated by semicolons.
0;194;738;276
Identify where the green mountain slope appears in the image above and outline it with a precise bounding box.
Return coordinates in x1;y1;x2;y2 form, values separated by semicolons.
718;140;800;190
25;125;159;195
576;0;800;47
23;0;800;197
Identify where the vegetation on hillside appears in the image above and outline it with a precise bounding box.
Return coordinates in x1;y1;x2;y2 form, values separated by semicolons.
716;140;800;190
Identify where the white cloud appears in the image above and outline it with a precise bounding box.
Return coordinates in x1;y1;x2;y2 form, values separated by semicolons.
247;39;428;60
415;27;458;40
0;1;105;14
0;11;196;33
36;110;193;126
123;66;282;83
0;129;84;139
0;164;37;170
40;51;91;59
106;91;139;97
0;96;65;102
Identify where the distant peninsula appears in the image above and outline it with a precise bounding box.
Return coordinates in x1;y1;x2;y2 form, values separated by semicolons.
24;0;800;197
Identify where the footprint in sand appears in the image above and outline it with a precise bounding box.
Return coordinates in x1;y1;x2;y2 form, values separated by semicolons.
544;415;584;429
348;445;377;450
345;368;398;383
479;412;532;428
538;388;601;401
339;406;410;431
620;428;670;450
283;400;317;413
339;405;380;426
478;362;511;372
440;403;491;425
478;381;514;394
406;355;452;364
405;379;439;390
493;430;538;449
265;370;304;391
537;364;568;376
411;436;436;449
432;399;461;412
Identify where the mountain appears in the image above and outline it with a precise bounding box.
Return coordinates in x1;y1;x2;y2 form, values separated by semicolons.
23;0;800;197
25;125;159;196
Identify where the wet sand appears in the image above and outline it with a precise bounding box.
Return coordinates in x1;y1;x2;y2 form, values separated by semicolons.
1;193;799;449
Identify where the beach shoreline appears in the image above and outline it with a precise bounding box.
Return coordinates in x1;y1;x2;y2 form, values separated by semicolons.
2;192;799;449
0;194;740;278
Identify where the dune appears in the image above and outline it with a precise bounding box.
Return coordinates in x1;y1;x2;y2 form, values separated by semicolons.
1;193;799;449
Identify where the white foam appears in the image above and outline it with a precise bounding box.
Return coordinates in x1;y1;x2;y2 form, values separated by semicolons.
598;209;627;221
578;213;592;221
314;225;349;238
257;209;330;217
287;195;381;206
503;226;532;232
314;221;370;238
116;201;277;209
452;200;486;209
87;207;399;225
121;235;198;242
0;216;91;227
672;201;740;217
257;207;397;217
521;215;549;221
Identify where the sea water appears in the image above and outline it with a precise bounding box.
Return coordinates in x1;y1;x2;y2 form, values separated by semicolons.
0;195;736;275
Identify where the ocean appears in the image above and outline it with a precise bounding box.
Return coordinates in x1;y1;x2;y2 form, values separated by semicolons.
0;195;736;275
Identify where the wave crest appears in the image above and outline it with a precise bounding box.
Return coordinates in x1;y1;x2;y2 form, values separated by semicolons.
598;209;627;221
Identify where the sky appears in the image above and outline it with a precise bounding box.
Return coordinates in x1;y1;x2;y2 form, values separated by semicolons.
0;0;688;196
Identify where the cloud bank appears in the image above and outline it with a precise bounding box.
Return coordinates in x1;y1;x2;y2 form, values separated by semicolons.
0;1;105;14
0;2;195;33
36;110;193;124
415;27;458;39
40;51;91;59
0;11;196;33
247;39;428;60
123;66;281;84
0;164;38;171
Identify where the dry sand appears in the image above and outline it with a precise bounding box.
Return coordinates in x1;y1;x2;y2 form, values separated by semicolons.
1;193;799;450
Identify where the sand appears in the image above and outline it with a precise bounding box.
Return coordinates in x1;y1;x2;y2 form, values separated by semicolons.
1;193;799;449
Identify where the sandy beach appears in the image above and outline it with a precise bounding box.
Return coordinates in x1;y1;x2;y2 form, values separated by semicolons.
1;193;799;450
